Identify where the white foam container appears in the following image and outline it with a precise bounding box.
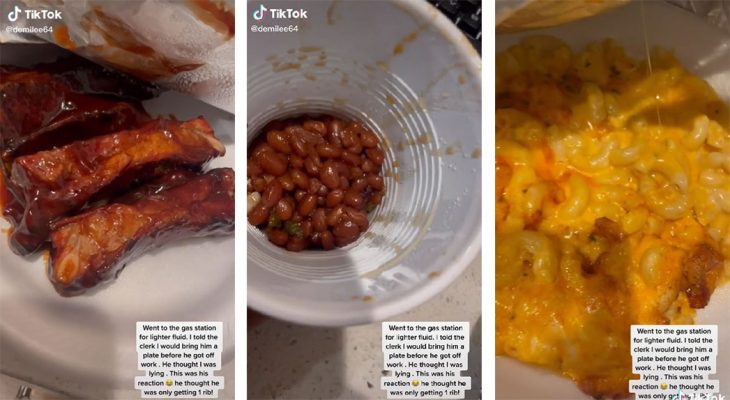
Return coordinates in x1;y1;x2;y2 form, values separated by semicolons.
496;1;730;398
247;0;482;326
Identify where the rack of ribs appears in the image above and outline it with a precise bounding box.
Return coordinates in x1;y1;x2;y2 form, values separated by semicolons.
0;57;157;159
0;58;157;231
8;117;225;254
48;168;235;296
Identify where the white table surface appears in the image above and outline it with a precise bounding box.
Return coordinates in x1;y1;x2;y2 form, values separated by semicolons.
1;254;480;400
0;373;69;399
248;253;482;400
0;362;235;400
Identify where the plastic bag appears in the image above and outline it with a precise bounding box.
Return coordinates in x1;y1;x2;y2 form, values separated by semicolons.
0;0;234;113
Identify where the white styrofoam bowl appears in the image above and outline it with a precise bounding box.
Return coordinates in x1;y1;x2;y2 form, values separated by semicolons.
247;0;482;326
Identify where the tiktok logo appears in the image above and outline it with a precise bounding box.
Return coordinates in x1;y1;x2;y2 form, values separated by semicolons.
253;4;267;21
8;6;21;21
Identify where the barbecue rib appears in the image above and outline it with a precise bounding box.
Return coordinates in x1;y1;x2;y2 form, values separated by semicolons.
0;58;157;159
8;117;225;254
0;56;159;101
48;168;235;296
0;98;149;228
0;59;157;232
108;168;200;205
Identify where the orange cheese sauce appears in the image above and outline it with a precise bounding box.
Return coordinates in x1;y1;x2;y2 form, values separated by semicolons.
496;36;730;398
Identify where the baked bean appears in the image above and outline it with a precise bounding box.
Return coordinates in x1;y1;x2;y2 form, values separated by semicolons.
286;125;324;144
286;236;308;252
333;220;360;241
326;205;345;226
306;145;319;160
335;161;350;177
326;189;344;207
248;203;270;225
345;207;369;230
267;130;291;154
290;155;304;169
304;120;327;136
310;232;322;246
344;190;364;209
299;194;317;216
248;159;263;177
347;143;363;155
303;127;326;143
328;120;343;137
307;177;322;195
361;131;378;148
278;174;295;191
267;229;289;246
252;143;273;158
342;130;358;148
316;143;342;158
301;221;313;238
339;176;350;190
312;208;327;232
248;115;387;251
366;147;385;166
252;177;267;193
341;151;362;166
366;174;384;191
257;151;288;176
291;170;310;190
290;137;309;157
351;178;368;192
346;129;362;150
329;133;343;148
361;159;375;173
320;162;340;189
274;197;295;221
350;166;364;179
320;230;335;250
304;156;320;175
317;184;328;197
261;180;283;208
370;191;384;206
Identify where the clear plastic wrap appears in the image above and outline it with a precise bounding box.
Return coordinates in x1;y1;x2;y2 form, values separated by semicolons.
667;0;729;31
497;0;728;33
496;0;630;32
0;0;234;113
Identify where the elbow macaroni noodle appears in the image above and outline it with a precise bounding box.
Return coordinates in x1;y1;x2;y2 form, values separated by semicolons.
496;36;730;397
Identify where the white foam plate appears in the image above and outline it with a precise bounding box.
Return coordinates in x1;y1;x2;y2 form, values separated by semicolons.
496;2;730;398
0;44;235;399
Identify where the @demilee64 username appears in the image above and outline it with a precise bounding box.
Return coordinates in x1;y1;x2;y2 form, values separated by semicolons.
250;24;300;33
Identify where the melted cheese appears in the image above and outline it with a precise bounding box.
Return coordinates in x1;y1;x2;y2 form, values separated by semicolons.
496;36;730;397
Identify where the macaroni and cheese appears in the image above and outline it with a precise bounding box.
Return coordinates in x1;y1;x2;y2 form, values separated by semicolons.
495;36;729;397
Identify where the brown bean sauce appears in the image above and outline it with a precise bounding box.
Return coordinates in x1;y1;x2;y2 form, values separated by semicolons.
247;116;386;251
